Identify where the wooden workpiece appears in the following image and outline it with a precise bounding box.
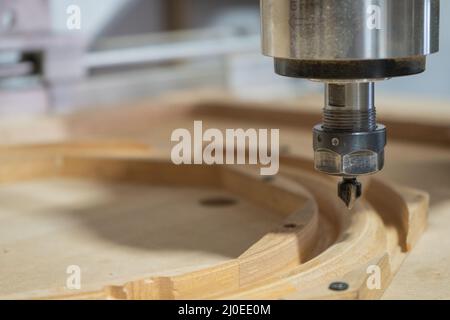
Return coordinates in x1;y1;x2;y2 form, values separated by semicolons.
0;145;428;299
0;91;448;299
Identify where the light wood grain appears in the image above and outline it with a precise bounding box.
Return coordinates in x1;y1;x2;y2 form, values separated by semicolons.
0;92;448;299
0;147;429;299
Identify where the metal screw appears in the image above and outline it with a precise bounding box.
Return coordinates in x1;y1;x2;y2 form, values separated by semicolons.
262;176;275;182
331;137;340;146
329;282;349;291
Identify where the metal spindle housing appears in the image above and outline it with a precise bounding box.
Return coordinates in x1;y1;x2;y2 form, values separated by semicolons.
323;83;377;132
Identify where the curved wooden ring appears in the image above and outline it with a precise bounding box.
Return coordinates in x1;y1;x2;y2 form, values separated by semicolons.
0;143;428;300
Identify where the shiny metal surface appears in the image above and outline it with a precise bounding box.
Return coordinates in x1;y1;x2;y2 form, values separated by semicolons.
338;178;362;210
324;82;376;131
313;125;386;176
325;83;374;111
261;0;440;60
314;83;385;177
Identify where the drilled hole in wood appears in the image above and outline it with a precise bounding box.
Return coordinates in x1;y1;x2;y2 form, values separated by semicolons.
262;176;275;182
199;197;238;207
329;282;349;291
284;223;298;229
280;145;291;154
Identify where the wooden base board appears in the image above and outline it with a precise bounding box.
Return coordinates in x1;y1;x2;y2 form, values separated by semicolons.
0;144;429;299
0;92;448;299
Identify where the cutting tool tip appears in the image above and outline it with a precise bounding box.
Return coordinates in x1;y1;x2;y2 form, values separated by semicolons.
338;177;362;210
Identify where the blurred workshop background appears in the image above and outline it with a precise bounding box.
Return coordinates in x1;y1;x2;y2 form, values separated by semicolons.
1;0;449;115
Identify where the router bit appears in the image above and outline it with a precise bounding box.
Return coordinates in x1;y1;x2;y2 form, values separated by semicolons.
260;0;440;208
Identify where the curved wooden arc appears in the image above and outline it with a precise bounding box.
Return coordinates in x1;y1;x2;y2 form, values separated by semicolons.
0;144;428;300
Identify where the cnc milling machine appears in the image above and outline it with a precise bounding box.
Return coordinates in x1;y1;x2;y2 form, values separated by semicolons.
261;0;440;208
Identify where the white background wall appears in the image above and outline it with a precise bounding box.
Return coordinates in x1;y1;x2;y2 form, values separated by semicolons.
378;0;450;99
49;0;450;99
50;0;165;42
51;0;126;39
